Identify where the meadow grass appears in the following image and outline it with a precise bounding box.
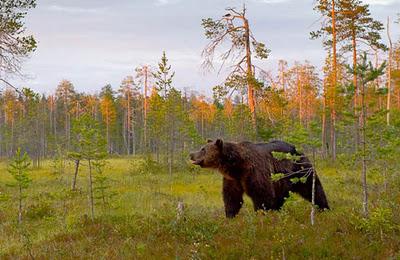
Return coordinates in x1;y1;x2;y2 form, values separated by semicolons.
0;157;399;259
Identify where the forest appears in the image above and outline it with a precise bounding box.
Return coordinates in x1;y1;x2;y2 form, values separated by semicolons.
1;0;400;258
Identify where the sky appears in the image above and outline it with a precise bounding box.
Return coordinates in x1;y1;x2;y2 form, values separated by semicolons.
6;0;400;96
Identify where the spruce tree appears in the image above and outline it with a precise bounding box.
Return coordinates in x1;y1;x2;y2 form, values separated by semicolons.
153;51;175;97
8;148;32;223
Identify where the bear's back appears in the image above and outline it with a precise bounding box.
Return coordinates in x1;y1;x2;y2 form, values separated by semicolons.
255;140;298;156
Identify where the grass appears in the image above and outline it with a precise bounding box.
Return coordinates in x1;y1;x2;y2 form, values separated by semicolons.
0;157;399;259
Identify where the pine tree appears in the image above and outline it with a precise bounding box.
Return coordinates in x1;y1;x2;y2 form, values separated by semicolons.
347;52;386;217
8;148;32;223
311;0;339;160
201;5;270;130
0;0;37;80
71;114;107;220
335;0;386;110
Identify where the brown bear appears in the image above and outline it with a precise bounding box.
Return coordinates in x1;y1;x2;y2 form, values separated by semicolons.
189;139;329;218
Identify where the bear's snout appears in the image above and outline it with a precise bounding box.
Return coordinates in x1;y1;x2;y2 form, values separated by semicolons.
189;152;203;166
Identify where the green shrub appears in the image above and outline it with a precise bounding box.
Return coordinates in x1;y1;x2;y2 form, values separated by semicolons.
130;155;164;175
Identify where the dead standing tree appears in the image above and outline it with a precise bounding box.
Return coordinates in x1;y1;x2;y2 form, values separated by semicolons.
136;65;153;151
201;5;270;132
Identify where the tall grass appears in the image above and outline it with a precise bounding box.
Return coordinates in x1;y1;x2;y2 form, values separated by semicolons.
0;157;399;258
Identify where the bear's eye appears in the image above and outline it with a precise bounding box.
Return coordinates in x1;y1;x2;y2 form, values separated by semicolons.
201;147;205;152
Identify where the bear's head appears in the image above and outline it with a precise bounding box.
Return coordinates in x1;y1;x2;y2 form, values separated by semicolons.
189;139;223;168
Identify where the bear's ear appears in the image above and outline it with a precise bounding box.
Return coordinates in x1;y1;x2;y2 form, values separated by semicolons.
215;139;223;149
207;139;213;143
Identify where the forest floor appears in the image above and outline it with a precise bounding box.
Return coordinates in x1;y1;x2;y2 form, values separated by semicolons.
0;157;399;259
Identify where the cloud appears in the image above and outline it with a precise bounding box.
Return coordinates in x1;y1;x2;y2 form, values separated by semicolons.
46;5;106;14
363;0;398;5
252;0;291;4
154;0;181;6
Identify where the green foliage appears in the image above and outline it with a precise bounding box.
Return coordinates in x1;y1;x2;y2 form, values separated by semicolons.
311;0;386;51
253;41;270;59
271;151;300;162
355;207;397;235
93;159;116;210
284;122;321;154
271;173;285;182
70;114;108;219
346;52;386;85
201;18;226;40
0;0;37;74
230;104;256;140
8;148;32;190
290;177;308;184
71;114;108;161
153;51;175;96
26;196;54;220
7;148;32;223
130;155;163;175
212;85;228;105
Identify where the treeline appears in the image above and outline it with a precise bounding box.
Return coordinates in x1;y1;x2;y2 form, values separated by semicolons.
0;47;399;166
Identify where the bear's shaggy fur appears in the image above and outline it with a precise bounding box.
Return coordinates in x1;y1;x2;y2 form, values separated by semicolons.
190;139;329;218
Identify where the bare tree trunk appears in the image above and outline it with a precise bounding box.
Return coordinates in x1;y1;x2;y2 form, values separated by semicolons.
331;0;337;161
18;185;22;224
71;159;80;190
279;60;286;93
143;66;148;151
311;148;316;226
201;113;204;139
387;16;393;126
352;30;358;111
398;89;400;110
53;102;57;141
322;80;328;158
243;17;257;131
88;159;95;220
11;120;14;156
127;93;131;155
361;80;368;217
169;121;174;176
106;117;110;153
156;139;160;163
132;108;136;155
297;67;303;123
352;30;359;152
123;110;128;154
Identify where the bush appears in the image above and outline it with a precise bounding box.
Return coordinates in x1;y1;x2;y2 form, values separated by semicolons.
354;207;398;237
26;201;54;220
130;155;164;175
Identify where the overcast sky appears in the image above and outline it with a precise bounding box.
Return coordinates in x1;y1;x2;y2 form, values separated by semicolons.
7;0;400;96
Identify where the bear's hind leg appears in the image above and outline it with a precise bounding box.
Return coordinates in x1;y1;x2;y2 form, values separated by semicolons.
223;178;244;218
293;173;330;210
